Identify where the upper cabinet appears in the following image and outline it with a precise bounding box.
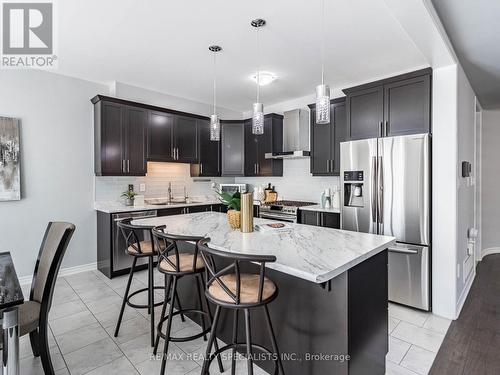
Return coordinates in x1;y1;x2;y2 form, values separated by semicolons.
309;98;347;176
244;114;283;177
344;68;431;140
147;112;198;163
148;110;174;161
190;119;221;177
221;121;245;177
93;97;147;176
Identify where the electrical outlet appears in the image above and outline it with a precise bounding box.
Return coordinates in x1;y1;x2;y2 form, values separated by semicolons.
139;183;146;192
467;242;474;256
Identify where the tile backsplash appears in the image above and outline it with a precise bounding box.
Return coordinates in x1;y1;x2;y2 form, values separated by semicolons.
94;162;234;202
235;158;340;204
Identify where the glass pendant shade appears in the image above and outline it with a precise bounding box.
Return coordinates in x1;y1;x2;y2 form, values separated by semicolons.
315;84;330;124
210;114;220;141
252;102;264;135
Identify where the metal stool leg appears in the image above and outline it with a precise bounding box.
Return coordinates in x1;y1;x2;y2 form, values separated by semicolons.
200;276;224;373
114;257;137;337
264;305;285;374
244;308;254;375
154;274;172;355
201;305;221;375
231;309;239;375
195;275;208;341
175;290;185;322
148;256;155;347
160;276;178;375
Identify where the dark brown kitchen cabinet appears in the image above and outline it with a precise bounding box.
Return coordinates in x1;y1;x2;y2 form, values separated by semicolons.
147;113;198;163
147;110;174;161
190;119;220;177
93;97;146;176
309;98;346;176
174;115;198;162
347;86;384;140
221;121;245;176
344;68;431;141
244;114;283;177
383;74;430;137
299;210;340;229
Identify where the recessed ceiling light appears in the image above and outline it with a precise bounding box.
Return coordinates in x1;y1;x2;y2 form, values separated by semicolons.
251;71;277;86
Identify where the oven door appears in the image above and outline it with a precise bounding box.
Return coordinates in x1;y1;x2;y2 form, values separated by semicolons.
259;211;297;223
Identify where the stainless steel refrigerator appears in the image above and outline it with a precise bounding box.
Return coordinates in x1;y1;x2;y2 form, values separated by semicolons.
340;134;431;311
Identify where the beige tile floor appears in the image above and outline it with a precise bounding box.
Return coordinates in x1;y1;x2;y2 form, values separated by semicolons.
13;269;449;375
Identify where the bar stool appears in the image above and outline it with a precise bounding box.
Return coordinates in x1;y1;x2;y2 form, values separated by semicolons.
197;238;285;375
114;218;183;347
151;226;224;375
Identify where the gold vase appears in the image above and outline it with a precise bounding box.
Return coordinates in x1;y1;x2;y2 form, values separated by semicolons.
240;192;254;233
227;210;241;229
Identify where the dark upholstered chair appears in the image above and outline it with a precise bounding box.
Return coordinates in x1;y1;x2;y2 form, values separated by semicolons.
0;222;75;375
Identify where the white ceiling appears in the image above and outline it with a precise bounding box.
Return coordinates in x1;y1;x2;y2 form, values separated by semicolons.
57;0;428;112
432;0;500;109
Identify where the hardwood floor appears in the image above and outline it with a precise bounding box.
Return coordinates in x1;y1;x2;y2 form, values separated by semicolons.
430;254;500;375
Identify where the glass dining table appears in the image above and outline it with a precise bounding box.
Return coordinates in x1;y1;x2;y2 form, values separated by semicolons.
0;252;24;375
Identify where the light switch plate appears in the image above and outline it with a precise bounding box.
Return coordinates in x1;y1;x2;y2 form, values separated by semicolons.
139;183;146;192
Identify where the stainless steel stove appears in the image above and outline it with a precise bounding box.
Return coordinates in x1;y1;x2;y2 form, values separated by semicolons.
259;200;316;223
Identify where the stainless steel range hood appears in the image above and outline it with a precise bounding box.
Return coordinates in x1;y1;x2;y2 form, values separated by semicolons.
265;108;310;159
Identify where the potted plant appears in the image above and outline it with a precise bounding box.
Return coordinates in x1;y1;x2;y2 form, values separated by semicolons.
217;191;241;229
121;190;138;206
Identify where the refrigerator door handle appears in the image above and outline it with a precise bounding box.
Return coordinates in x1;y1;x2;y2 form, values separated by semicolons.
371;156;377;225
377;156;384;228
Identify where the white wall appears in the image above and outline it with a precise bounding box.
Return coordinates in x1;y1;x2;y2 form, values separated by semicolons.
112;82;243;120
455;64;478;311
481;110;500;253
431;65;458;319
0;70;108;278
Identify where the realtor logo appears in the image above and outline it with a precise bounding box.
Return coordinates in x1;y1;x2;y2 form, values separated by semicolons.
1;0;57;68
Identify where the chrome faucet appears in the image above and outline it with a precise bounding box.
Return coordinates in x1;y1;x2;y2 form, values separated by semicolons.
167;182;172;204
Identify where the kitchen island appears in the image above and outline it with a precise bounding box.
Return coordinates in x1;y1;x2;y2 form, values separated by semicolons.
133;211;395;375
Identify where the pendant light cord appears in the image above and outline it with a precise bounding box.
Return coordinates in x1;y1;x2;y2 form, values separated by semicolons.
321;0;326;85
213;51;217;114
256;26;261;103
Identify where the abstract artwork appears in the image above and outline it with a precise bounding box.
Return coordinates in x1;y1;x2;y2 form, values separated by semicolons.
0;117;21;201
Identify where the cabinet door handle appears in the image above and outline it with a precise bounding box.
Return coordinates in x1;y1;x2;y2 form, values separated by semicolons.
171;148;174;159
379;122;384;137
200;163;203;175
176;148;179;160
326;160;329;172
127;160;130;173
122;160;126;173
257;163;259;174
385;121;390;137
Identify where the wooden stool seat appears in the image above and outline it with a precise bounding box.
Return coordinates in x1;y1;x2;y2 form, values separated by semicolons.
159;253;204;273
127;240;165;255
208;274;277;304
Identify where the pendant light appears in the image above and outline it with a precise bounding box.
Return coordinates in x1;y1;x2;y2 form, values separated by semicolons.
209;45;222;141
315;0;330;124
251;18;266;135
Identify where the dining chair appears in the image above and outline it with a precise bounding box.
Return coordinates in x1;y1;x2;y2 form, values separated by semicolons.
0;222;75;375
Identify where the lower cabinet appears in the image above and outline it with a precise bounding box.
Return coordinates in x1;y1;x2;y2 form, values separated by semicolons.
298;210;340;229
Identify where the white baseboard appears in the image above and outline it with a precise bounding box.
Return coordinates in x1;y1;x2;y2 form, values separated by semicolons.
456;269;475;319
482;247;500;259
18;262;97;286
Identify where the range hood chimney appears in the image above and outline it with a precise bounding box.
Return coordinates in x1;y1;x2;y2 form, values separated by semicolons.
265;108;310;159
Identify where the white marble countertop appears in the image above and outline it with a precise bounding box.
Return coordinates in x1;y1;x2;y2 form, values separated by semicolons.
95;199;221;214
132;211;395;283
299;205;341;214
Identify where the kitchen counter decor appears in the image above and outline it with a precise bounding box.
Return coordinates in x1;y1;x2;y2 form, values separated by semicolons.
217;190;241;229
